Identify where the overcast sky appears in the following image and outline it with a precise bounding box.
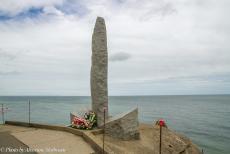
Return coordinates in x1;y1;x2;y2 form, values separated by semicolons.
0;0;229;96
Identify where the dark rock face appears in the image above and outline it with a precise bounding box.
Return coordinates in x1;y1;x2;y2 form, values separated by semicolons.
91;17;108;126
105;108;140;140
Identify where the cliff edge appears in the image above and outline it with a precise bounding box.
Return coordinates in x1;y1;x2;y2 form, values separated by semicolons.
93;123;201;154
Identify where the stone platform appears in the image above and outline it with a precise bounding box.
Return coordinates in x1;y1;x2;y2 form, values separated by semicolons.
0;124;95;154
1;121;202;154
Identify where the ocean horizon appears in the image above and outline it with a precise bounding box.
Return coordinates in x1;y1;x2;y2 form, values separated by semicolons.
1;95;230;154
1;94;229;96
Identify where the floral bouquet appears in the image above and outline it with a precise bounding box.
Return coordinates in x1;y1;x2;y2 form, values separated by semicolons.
71;111;97;130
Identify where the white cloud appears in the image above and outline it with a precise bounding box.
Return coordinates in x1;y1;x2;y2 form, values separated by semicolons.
43;6;64;16
0;0;230;95
0;0;64;16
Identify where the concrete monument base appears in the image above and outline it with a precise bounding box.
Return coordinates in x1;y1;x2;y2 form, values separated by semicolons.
105;108;140;140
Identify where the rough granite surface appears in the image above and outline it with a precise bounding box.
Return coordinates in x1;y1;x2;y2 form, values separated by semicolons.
105;108;140;140
91;16;108;127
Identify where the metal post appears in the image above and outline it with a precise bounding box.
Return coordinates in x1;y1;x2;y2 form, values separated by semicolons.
202;149;204;154
1;104;4;124
159;125;162;154
158;119;165;154
29;100;31;125
103;108;105;154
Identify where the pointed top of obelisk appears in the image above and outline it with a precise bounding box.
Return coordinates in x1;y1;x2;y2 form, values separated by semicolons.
96;16;104;20
93;17;106;34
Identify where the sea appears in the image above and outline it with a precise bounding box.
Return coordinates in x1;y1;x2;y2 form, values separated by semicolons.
0;95;229;154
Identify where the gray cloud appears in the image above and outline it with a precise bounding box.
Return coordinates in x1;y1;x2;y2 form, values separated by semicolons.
141;2;177;21
109;52;131;62
0;48;29;61
0;49;17;60
0;71;20;76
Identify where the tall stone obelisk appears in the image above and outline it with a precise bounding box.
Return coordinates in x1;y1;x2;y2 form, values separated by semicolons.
91;17;108;126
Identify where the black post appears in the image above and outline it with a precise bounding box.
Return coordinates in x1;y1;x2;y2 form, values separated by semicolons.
159;125;162;154
1;104;4;124
202;149;204;154
103;108;105;154
29;100;31;125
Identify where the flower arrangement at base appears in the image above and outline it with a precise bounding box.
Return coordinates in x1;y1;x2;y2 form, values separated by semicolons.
71;111;97;130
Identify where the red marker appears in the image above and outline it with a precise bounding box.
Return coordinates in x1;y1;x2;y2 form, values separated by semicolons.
159;119;165;127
